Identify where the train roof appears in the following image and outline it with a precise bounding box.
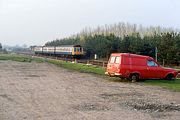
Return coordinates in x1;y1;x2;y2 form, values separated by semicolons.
46;45;82;47
34;45;82;47
55;45;82;47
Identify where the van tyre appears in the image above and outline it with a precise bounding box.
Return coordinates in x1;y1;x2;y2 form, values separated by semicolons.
130;74;139;82
108;73;113;77
165;74;174;80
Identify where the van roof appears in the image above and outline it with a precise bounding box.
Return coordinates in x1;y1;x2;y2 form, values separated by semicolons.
111;53;153;59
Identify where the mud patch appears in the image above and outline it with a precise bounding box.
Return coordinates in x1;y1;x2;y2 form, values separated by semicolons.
9;83;15;86
125;101;180;112
26;75;40;77
0;94;14;102
73;103;110;111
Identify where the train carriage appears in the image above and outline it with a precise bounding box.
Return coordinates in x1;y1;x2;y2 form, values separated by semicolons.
55;46;73;55
34;46;43;54
33;45;83;58
43;46;55;54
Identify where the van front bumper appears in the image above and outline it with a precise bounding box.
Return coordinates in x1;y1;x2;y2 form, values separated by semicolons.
114;73;122;76
105;72;108;75
105;72;122;76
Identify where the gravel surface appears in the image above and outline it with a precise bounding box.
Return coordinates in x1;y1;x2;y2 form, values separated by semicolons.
0;61;180;120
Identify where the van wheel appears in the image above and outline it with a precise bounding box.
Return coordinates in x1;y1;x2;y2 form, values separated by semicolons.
130;74;139;82
165;74;174;80
108;73;113;77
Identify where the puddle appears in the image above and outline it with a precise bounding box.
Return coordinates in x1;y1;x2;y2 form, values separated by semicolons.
26;75;40;77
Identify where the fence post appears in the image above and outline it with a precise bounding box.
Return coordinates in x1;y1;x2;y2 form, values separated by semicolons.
87;60;89;65
163;59;165;66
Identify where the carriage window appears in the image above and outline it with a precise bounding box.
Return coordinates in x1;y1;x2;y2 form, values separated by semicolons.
74;48;76;52
147;60;158;67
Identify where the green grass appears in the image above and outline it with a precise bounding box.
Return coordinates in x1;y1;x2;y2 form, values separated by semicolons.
47;59;105;75
1;53;180;91
0;54;44;63
143;79;180;92
0;54;32;62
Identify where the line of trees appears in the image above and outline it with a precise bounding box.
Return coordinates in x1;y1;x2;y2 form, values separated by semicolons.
45;23;180;65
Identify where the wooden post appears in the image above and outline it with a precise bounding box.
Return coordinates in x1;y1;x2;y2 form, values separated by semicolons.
87;60;89;65
163;59;165;67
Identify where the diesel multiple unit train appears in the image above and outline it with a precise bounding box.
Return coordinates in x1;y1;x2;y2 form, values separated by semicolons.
33;45;83;57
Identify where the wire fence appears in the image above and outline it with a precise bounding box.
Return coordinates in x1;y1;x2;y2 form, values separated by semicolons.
30;54;108;67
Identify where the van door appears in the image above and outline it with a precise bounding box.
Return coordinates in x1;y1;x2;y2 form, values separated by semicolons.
114;56;121;74
146;60;162;78
107;56;116;74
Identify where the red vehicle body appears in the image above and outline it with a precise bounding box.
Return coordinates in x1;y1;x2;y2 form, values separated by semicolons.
105;53;178;81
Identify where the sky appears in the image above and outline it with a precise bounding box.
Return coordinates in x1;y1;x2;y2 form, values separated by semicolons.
0;0;180;46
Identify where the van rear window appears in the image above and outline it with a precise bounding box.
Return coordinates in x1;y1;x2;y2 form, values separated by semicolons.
109;56;115;63
115;56;120;64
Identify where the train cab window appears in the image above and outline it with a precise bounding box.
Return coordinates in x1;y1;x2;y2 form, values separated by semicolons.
74;47;82;52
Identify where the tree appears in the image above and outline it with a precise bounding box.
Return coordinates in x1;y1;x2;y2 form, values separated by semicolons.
0;43;2;51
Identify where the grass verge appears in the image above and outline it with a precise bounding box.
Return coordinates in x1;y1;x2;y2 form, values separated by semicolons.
47;59;105;75
143;79;180;92
0;54;44;63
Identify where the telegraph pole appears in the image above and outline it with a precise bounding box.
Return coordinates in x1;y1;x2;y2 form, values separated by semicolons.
155;47;158;62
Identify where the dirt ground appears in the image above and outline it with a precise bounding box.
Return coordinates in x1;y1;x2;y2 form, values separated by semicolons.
0;61;180;120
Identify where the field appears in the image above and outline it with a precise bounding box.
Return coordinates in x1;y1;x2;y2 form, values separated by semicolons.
0;60;180;120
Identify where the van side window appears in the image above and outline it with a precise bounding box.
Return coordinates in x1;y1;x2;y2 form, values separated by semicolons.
115;57;120;64
147;60;158;67
109;56;115;63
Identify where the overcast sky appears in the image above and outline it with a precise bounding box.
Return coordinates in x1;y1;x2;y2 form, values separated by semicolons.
0;0;180;46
